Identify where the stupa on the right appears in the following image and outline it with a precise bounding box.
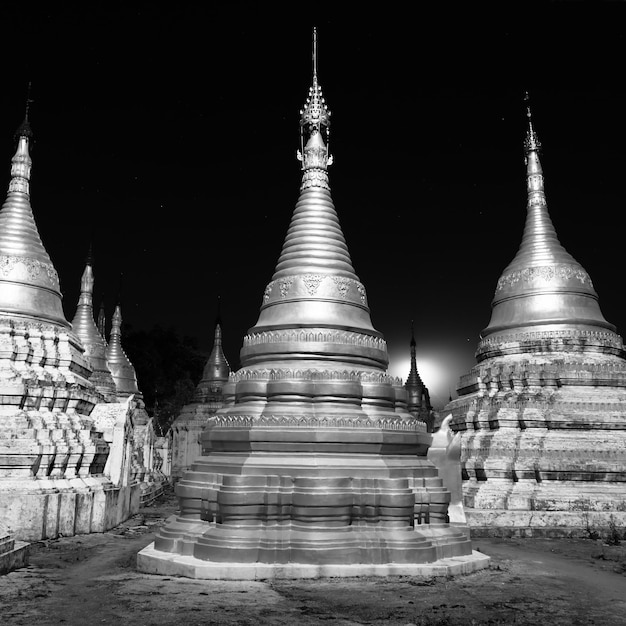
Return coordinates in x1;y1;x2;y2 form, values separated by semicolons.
446;96;626;537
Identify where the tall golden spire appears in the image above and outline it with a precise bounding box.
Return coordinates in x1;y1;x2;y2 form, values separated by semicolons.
478;93;619;359
0;99;68;326
105;303;140;397
71;247;117;400
244;28;380;366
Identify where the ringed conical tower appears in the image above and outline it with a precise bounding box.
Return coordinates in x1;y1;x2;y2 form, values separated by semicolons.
171;309;232;481
70;247;117;401
446;96;626;536
106;303;140;399
139;31;487;579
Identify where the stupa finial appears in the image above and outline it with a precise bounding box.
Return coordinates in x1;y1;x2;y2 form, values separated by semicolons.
313;26;318;81
523;91;541;155
14;82;33;142
297;27;332;174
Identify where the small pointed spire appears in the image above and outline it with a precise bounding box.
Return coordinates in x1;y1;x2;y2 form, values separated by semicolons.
523;91;541;155
86;240;94;266
106;303;140;397
14;82;33;142
97;299;107;342
201;298;230;384
405;321;424;388
312;26;318;80
216;294;222;326
405;322;432;421
71;248;117;400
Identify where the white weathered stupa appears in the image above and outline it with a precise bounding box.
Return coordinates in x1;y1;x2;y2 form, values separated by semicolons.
446;99;626;536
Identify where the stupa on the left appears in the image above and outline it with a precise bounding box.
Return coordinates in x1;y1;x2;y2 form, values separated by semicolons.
0;111;141;541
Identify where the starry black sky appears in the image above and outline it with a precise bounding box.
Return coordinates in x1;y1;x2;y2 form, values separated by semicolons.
1;4;625;407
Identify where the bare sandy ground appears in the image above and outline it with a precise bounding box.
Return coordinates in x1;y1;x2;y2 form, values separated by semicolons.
1;487;624;625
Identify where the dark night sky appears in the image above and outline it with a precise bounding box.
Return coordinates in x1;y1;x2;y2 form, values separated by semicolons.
1;4;625;408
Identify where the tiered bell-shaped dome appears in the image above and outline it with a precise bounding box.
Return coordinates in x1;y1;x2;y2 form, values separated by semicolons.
105;304;140;397
477;99;621;361
241;35;382;370
198;317;230;391
0;115;68;327
70;252;117;401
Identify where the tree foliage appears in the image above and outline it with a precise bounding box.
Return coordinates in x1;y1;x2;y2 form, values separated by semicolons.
122;324;206;434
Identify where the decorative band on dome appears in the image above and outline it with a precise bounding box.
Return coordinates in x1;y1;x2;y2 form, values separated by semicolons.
262;274;368;307
496;263;593;292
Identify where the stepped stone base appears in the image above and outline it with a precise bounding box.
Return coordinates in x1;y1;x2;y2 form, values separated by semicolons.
0;533;29;574
137;541;490;580
0;480;141;541
466;508;626;538
448;357;626;534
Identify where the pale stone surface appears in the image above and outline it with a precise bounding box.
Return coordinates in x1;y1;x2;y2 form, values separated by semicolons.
137;542;490;580
0;534;28;575
448;356;626;535
427;415;466;525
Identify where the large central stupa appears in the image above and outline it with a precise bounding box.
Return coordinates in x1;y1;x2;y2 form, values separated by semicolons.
138;31;488;579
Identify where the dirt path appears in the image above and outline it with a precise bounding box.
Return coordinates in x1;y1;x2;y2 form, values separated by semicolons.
1;488;624;625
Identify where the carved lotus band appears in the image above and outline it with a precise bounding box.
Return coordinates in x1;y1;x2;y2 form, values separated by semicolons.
478;328;623;350
496;263;592;292
243;329;385;351
211;414;422;431
231;367;398;385
0;254;60;288
262;274;368;307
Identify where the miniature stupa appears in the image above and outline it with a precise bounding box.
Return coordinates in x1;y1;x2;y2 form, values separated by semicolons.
171;310;231;481
405;323;434;431
70;249;117;401
138;30;488;579
446;96;626;536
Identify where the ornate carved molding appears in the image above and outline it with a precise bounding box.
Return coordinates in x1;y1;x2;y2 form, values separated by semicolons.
262;274;368;307
231;367;396;383
0;254;59;288
212;414;423;431
479;328;622;348
496;263;592;292
243;329;386;351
